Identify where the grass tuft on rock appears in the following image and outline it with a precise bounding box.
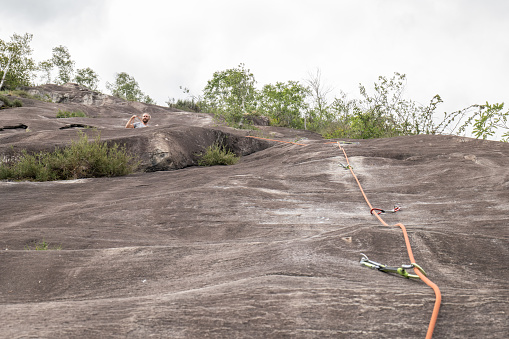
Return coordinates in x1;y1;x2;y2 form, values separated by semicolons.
0;94;23;108
25;240;61;251
56;109;87;118
197;143;239;166
1;89;51;102
0;132;139;181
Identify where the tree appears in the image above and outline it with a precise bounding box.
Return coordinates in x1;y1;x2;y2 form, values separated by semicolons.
203;63;257;126
258;81;309;128
74;67;99;90
51;45;75;84
38;60;53;84
357;72;445;136
142;94;156;105
166;86;203;112
106;72;154;103
0;33;36;90
304;69;334;130
313;72;447;139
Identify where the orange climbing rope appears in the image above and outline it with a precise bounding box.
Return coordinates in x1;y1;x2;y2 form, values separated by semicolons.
336;142;441;339
243;136;441;337
245;135;308;146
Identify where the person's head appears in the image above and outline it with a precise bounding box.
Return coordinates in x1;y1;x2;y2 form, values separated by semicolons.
142;113;151;124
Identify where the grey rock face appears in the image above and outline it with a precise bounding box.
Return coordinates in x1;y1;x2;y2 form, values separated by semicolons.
1;84;508;338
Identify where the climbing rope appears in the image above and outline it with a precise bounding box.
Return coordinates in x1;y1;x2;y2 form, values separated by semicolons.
336;141;441;339
245;135;308;146
242;135;442;338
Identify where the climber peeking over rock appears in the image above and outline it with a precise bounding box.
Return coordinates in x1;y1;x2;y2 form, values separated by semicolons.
125;113;151;128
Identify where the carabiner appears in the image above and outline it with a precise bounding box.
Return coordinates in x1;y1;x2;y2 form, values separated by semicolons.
360;253;423;279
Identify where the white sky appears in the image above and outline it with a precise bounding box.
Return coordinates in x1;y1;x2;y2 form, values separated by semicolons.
2;0;508;116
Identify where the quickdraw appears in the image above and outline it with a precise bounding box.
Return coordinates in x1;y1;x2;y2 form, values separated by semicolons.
370;206;401;215
360;253;426;279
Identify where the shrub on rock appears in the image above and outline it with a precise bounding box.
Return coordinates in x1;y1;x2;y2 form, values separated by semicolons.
197;143;239;166
0;132;139;181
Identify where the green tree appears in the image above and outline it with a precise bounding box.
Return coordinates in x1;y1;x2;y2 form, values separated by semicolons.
51;45;75;84
329;91;358;122
38;60;53;84
358;72;407;128
318;91;360;139
106;72;154;103
317;73;446;139
258;81;309;128
74;67;99;90
142;94;156;105
203;63;257;126
356;72;445;137
0;33;36;90
166;86;203;112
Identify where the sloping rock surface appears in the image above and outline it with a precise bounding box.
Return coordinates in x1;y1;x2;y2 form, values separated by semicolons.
1;85;508;338
0;84;274;171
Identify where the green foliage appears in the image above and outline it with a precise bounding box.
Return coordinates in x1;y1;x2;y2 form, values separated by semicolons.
199;66;508;141
56;109;87;118
358;73;427;136
38;59;53;84
8;89;31;98
258;81;309;129
472;103;507;140
25;240;61;251
17;90;51;102
203;63;257;127
0;33;37;90
1;89;44;101
40;47;99;89
74;67;99;90
304;69;334;131
0;94;23;108
142;94;156;105
199;67;445;138
1;89;51;103
347;109;401;139
51;45;75;84
0;94;13;107
106;72;154;104
454;102;508;141
197;143;239;166
167;86;203;112
167;98;202;112
0;132;139;181
316;73;447;139
106;72;143;101
13;98;22;107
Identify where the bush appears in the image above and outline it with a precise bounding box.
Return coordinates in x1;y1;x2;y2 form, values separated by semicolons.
167;98;202;112
0;95;12;107
56;110;87;118
197;143;239;166
1;89;52;103
0;132;139;181
0;94;23;108
9;90;31;98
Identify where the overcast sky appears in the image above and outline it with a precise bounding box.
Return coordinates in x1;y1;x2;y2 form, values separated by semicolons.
2;0;508;117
